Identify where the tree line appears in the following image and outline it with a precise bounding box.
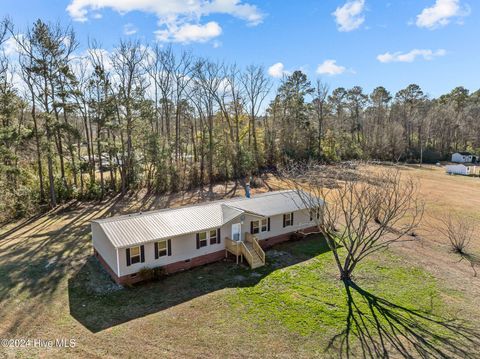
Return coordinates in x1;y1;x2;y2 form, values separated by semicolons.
0;19;479;220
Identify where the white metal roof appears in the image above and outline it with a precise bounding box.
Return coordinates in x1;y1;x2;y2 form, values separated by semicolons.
93;190;322;248
226;190;320;217
94;202;243;248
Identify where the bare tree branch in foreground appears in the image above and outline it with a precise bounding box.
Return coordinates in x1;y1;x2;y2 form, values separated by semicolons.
286;164;424;282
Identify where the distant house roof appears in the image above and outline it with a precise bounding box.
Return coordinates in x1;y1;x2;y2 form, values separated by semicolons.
93;190;321;248
456;152;473;156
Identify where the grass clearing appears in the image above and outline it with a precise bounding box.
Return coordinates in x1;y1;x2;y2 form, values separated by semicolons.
227;238;474;357
65;234;473;357
232;250;440;337
1;165;480;358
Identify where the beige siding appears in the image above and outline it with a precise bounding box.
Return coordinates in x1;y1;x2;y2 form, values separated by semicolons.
92;222;118;275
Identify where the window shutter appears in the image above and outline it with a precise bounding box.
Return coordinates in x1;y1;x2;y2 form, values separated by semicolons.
126;248;131;266
196;233;200;249
140;245;145;262
250;221;254;234
217;228;221;244
268;217;271;231
167;239;172;256
154;242;159;259
291;212;294;225
283;214;286;228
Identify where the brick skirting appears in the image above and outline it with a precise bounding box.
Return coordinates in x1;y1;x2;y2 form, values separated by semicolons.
94;248;226;285
94;226;319;285
162;250;225;274
260;226;319;249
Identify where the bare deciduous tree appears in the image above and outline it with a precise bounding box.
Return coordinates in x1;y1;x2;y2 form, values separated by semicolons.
111;39;146;193
2;17;480;224
287;164;424;282
437;212;476;255
241;64;271;168
312;79;329;159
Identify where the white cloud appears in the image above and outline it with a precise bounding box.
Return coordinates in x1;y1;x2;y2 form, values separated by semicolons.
66;0;264;43
332;0;365;32
316;60;346;75
416;0;469;29
155;21;222;43
2;36;23;57
267;62;285;78
377;49;447;63
203;0;263;26
123;23;138;36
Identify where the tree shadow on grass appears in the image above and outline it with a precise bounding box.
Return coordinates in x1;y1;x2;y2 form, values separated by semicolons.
327;281;480;358
68;234;331;333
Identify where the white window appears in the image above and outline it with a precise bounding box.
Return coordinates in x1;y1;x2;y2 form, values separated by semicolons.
261;218;268;232
251;220;260;234
129;246;141;264
157;240;167;257
199;232;207;247
210;229;218;244
283;213;293;227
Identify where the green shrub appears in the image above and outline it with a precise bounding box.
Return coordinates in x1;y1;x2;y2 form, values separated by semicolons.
13;186;39;218
54;177;71;202
0;183;40;222
138;267;156;281
82;180;102;200
153;266;166;279
138;266;166;282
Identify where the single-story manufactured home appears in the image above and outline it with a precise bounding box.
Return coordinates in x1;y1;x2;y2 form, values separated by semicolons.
445;163;477;176
91;190;321;285
451;152;476;163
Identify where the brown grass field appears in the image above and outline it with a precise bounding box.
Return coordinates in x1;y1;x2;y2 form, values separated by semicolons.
0;164;479;358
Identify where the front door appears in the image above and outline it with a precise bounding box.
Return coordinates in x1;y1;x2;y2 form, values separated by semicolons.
232;223;242;241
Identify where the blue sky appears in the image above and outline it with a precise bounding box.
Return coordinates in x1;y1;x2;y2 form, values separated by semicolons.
2;0;478;97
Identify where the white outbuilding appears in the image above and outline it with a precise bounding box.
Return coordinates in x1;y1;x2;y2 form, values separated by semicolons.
445;164;475;176
451;152;476;163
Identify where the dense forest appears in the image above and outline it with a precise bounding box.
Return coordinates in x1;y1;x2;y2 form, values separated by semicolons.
1;19;479;220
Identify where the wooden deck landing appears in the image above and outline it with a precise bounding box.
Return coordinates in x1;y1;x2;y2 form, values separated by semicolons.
225;233;265;269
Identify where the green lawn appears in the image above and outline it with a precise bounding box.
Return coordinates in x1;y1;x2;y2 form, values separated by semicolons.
1;179;479;358
228;237;478;357
65;234;478;358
